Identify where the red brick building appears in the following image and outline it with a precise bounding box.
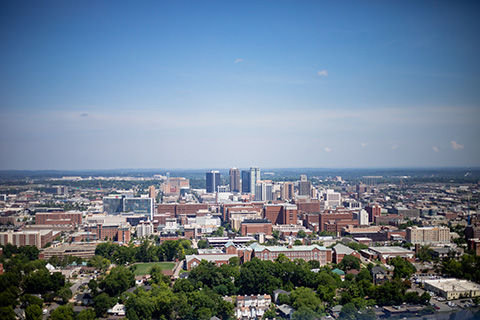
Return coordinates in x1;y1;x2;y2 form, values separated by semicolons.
157;203;209;217
319;208;353;232
365;204;381;223
332;243;361;264
250;243;332;265
87;224;131;243
241;219;273;236
36;212;82;225
263;204;297;225
295;199;321;214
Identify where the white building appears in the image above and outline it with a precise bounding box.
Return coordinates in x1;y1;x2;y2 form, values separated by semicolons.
424;279;480;300
137;221;154;238
324;189;341;208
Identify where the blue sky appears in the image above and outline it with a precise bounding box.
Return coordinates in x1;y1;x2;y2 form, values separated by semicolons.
0;1;479;170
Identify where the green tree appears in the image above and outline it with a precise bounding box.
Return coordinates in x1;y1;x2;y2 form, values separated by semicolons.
76;309;96;320
388;257;416;279
93;293;115;317
20;294;43;309
291;306;317;320
99;266;134;297
290;287;323;313
297;230;306;238
50;305;75;320
57;287;72;304
25;304;42;320
338;255;361;271
197;239;208;249
0;306;15;320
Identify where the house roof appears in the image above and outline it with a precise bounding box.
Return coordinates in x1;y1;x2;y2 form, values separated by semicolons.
332;268;345;275
185;254;237;263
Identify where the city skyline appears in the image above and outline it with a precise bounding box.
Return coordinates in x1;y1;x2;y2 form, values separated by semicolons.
0;1;479;170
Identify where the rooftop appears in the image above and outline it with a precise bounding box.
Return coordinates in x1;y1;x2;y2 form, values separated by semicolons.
249;243;328;252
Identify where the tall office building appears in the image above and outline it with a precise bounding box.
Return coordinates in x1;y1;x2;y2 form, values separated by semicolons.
229;167;240;192
255;182;273;202
206;170;221;193
299;175;311;197
241;170;250;193
281;182;294;200
250;167;261;195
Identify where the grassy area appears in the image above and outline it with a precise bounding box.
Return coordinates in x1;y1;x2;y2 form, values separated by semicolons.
132;262;176;276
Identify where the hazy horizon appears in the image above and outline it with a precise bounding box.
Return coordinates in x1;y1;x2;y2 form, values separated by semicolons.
1;1;479;170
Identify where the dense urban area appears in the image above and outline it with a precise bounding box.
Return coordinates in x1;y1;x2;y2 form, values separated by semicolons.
0;167;480;320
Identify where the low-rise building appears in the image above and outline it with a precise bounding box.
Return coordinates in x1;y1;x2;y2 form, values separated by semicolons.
360;246;414;263
424;278;480;300
332;243;361;264
0;229;53;248
234;294;272;320
184;253;237;270
40;243;97;260
250;243;332;265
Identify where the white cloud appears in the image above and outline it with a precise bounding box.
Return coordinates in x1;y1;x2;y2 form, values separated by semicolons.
451;141;464;150
324;147;332;152
317;70;328;76
432;146;439;152
361;142;367;147
235;59;244;64
391;145;398;150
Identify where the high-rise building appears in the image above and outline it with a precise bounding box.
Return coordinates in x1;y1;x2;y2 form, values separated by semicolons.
281;182;294;200
250;167;261;194
229;168;240;193
206;170;221;193
148;185;156;199
324;189;341;208
299;180;311;197
124;198;155;220
255;182;273;202
103;195;125;214
241;170;250;193
366;204;382;223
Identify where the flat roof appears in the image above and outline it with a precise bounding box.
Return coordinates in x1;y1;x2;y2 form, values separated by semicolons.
369;246;414;254
424;278;480;292
250;243;328;252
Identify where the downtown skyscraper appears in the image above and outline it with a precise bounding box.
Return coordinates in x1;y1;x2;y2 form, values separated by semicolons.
229;167;240;192
206;170;221;193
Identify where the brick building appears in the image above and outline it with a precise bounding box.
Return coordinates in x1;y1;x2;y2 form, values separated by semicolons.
332;243;361;264
365;204;381;223
241;219;273;236
35;212;82;225
263;204;297;225
157;203;209;217
295;199;321;214
250;243;332;265
319;208;353;232
87;223;131;243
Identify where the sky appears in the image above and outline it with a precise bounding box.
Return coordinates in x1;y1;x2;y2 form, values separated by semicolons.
0;1;479;170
